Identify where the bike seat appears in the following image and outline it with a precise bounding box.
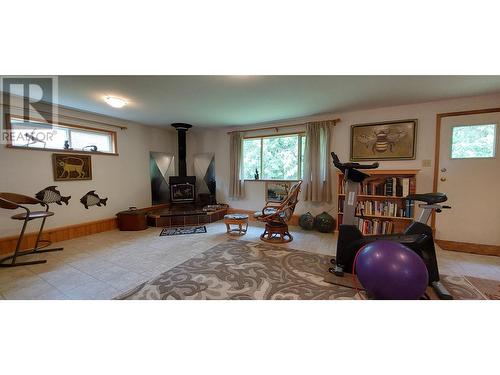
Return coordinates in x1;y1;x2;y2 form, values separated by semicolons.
406;193;447;204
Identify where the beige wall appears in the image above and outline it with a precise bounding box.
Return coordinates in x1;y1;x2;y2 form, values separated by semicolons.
190;93;500;218
2;91;499;239
0;106;177;237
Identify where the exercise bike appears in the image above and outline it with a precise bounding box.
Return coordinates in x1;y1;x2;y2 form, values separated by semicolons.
329;152;453;300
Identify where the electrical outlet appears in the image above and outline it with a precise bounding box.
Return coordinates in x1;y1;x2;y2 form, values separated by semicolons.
422;159;431;167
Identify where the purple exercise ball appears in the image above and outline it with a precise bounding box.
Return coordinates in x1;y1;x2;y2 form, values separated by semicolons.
355;240;429;300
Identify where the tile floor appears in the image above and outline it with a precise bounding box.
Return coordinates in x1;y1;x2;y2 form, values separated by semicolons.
1;221;499;299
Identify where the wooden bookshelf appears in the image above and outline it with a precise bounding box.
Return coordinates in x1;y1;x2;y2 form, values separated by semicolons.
337;169;419;235
339;194;412;200
338;213;413;221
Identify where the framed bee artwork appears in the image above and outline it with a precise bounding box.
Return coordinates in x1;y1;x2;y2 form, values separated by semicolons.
350;119;417;161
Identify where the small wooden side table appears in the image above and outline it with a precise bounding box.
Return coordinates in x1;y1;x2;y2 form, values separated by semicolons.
224;214;249;236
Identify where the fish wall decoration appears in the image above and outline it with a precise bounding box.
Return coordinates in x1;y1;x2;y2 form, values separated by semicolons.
80;190;108;209
35;186;71;205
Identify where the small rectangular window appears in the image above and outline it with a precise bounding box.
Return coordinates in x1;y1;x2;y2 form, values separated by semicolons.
70;129;112;152
6;115;117;154
451;124;496;159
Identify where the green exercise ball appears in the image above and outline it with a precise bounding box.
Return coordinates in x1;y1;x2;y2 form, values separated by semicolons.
314;211;336;233
299;212;315;230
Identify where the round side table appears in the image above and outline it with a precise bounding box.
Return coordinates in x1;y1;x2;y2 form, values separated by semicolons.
224;214;249;236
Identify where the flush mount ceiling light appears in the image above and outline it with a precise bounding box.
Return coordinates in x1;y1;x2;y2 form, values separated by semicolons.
104;96;127;108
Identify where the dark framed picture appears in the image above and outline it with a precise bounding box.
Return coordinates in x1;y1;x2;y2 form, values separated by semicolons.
350;119;417;161
52;153;92;181
265;181;291;203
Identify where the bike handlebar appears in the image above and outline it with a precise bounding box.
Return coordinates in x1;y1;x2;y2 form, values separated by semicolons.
331;152;379;170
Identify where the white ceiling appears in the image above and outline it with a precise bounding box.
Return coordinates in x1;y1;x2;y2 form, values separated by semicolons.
11;76;500;127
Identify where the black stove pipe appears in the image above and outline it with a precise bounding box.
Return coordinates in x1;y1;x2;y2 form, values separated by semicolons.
171;123;192;177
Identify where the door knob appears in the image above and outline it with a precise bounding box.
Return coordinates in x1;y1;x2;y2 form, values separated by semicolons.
440;177;446;182
441;168;447;172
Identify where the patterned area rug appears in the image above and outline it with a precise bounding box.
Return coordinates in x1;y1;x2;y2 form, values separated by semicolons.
117;239;494;300
159;226;207;236
465;276;500;299
323;267;490;300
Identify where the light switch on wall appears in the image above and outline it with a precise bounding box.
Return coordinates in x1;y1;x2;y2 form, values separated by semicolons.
422;159;431;167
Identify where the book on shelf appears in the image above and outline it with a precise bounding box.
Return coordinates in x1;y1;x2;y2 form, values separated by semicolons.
404;199;415;218
340;175;414;198
338;199;414;220
355;200;412;218
384;177;392;196
401;178;410;197
409;178;416;197
356;218;394;235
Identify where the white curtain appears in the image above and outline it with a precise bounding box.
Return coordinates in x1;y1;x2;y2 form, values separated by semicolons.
303;121;333;202
229;131;244;199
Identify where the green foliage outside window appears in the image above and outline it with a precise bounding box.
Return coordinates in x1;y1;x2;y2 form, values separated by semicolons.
243;138;261;179
243;134;305;180
451;124;496;159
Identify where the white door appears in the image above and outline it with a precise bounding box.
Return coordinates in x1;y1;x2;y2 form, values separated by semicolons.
436;112;500;247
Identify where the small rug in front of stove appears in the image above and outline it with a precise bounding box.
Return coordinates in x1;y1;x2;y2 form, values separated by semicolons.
159;225;207;236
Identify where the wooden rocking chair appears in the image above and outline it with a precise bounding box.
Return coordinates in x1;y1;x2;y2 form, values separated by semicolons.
254;181;302;243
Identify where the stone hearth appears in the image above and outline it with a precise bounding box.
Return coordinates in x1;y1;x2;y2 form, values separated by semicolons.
147;205;227;227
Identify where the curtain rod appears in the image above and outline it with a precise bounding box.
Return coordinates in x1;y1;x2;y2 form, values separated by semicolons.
226;118;341;135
